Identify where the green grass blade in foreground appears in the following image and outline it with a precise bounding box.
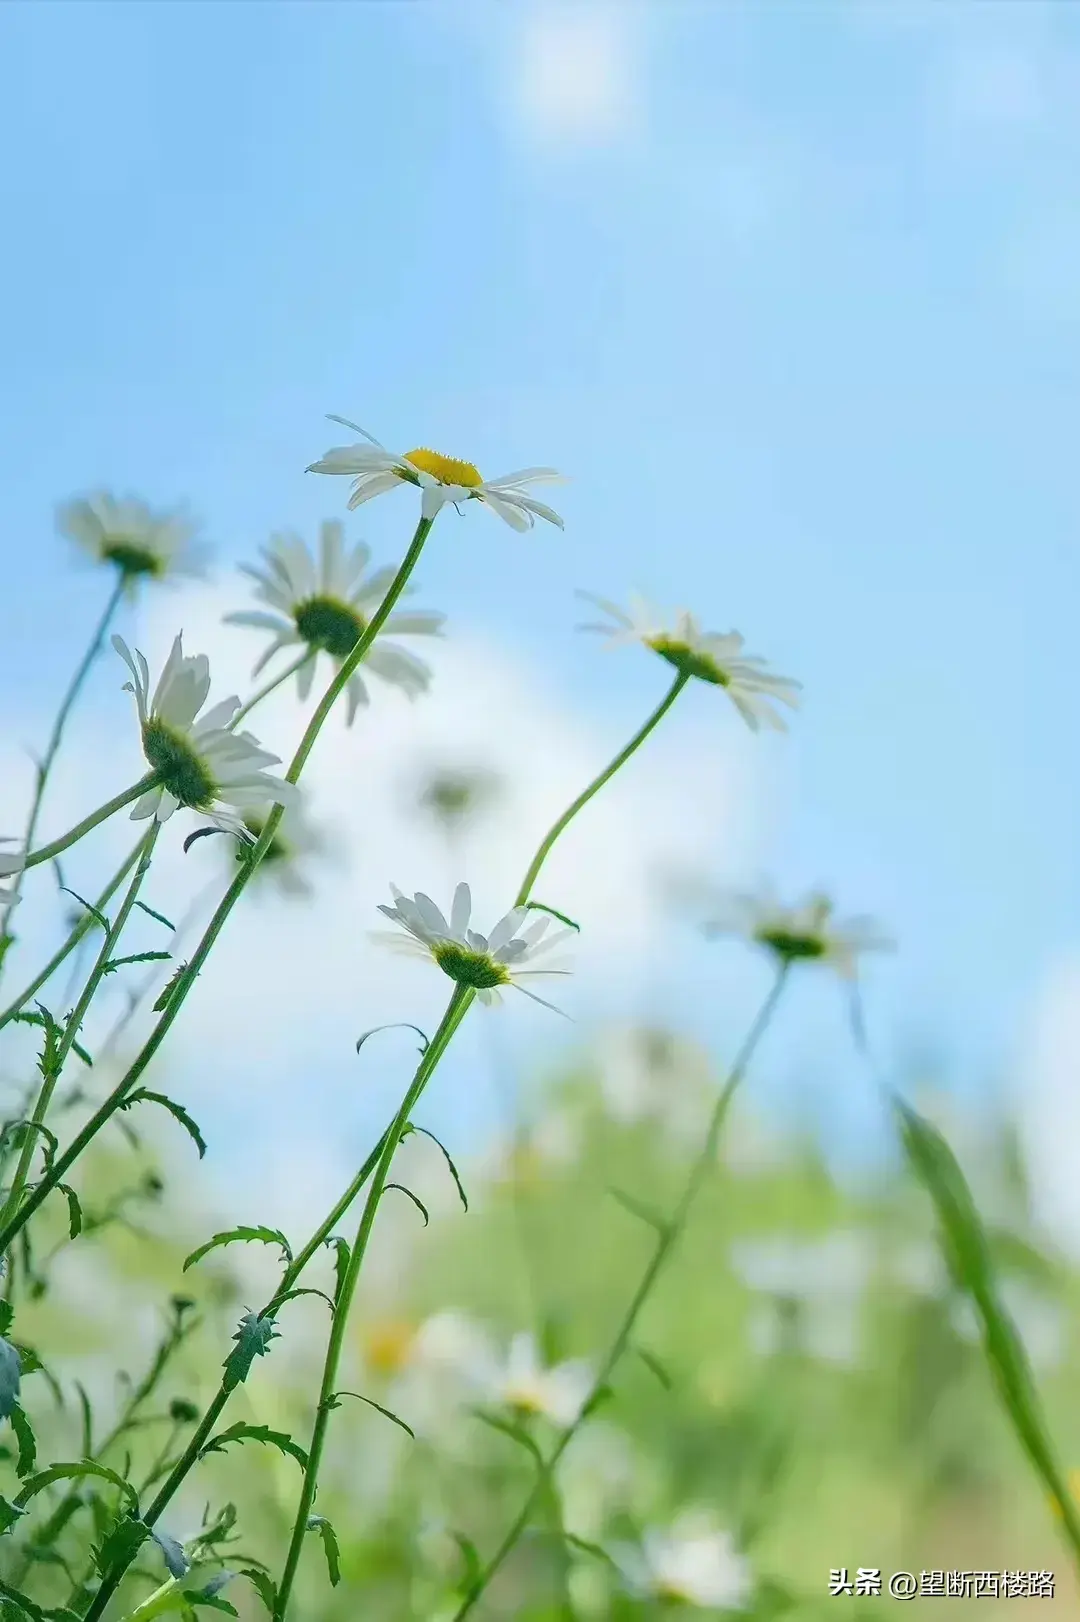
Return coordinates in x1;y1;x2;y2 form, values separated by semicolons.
896;1095;1080;1566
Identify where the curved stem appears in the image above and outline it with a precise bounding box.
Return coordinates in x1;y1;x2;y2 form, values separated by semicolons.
452;968;790;1619
0;836;145;1033
272;988;474;1621
0;825;160;1237
513;673;689;907
21;774;159;872
0;516;433;1257
229;651;314;731
0;577;126;958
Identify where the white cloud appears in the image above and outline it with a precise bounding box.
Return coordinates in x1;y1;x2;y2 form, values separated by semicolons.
505;3;644;148
1016;955;1080;1256
1;575;772;1231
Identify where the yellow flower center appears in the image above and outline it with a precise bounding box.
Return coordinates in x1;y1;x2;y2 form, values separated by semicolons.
362;1319;417;1377
401;448;484;488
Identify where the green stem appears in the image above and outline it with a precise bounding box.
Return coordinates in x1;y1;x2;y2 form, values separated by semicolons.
80;1120;396;1621
272;989;475;1621
513;672;689;907
0;826;160;1238
0;836;146;1034
452;969;790;1619
0;517;433;1261
21;774;160;872
229;651;314;731
0;577;126;962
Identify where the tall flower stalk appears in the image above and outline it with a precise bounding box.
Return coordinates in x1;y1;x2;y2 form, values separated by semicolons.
0;577;126;962
452;969;791;1619
0;515;434;1261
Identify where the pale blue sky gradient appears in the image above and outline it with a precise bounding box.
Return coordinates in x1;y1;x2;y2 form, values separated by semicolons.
2;1;1079;1170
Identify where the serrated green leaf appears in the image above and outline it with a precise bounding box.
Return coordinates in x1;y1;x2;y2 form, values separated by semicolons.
152;963;189;1013
9;1404;36;1475
323;1236;350;1305
0;1578;44;1619
327;1390;415;1439
221;1312;280;1392
0;1337;21;1421
120;1090;206;1159
93;1512;151;1577
306;1515;341;1586
151;1526;190;1578
0;1495;26;1535
15;1460;138;1513
200;1421;308;1470
241;1568;277;1615
57;1184;82;1238
383;1182;429;1226
103;951;172;976
183;1226;292;1273
403;1123;468;1211
264;1286;335;1316
135;901;176;931
60;888;109;930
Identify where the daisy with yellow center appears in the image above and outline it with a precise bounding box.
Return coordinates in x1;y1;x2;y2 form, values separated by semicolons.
488;1332;592;1427
361;1318;418;1379
577;591;801;732
372;882;575;1014
113;634;299;834
307;416;566;532
225;520;444;725
613;1513;753;1611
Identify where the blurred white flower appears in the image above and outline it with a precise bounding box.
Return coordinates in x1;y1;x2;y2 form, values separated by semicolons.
409;761;506;833
578;592;800;731
227;804;330;899
114;634;298;834
373;882;575;1012
592;1024;713;1141
613;1512;752;1609
557;1422;644;1541
225;521;444;724
58;492;207;590
487;1332;593;1426
731;1230;876;1366
0;840;24;909
308;416;566;532
696;880;892;979
951;1278;1067;1372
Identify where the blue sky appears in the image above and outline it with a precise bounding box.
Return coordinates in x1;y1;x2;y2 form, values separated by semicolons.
2;1;1080;1203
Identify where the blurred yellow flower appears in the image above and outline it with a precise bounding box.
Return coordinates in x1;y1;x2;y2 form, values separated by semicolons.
361;1318;418;1379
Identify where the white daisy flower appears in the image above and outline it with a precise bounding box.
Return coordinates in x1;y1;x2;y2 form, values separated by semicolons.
699;881;892;978
578;592;800;731
307;416;566;532
613;1512;752;1610
58;492;207;589
0;839;24;909
411;762;505;833
113;634;299;834
224;520;445;725
487;1332;593;1427
227;804;329;899
730;1230;874;1366
373;883;575;1013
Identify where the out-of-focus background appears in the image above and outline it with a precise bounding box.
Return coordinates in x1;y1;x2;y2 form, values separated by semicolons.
3;1;1080;1615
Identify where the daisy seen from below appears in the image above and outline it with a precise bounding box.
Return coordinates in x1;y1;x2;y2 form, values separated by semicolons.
613;1512;753;1611
225;520;444;724
114;634;299;834
373;882;575;1013
228;804;329;899
58;492;207;590
486;1332;593;1427
578;591;800;731
699;881;892;978
308;415;566;532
